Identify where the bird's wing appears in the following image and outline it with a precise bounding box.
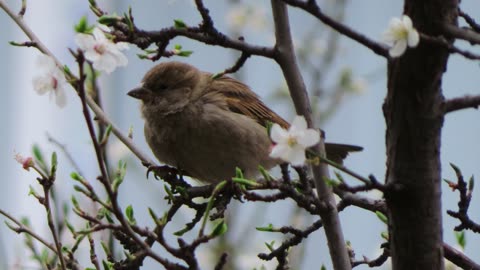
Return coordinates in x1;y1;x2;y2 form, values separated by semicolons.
207;74;363;163
208;75;290;129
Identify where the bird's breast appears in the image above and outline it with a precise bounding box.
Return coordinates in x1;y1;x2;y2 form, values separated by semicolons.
143;103;277;183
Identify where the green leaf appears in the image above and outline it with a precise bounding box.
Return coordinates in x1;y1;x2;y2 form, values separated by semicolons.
235;167;244;179
321;265;327;270
455;231;466;250
256;224;274;232
173;19;187;29
63;65;71;75
103;125;113;142
469;176;474;191
211;72;223;80
102;260;114;270
73;185;88;194
125;205;136;225
50;152;57;177
148;207;162;226
4;221;16;231
112;160;127;192
232;177;260;187
173;226;190;236
265;121;273;136
376;211;388;224
177;50;193;57
265;240;275;251
97;15;121;26
323;176;340;187
334;171;345;183
65;218;76;237
164;185;174;202
28;186;38;197
71;196;80;210
339;68;353;89
136;53;149;60
123;11;134;32
20;217;30;227
258;165;272;181
70;172;83;182
74;16;94;33
32;144;47;172
100;241;109;256
210;220;228;237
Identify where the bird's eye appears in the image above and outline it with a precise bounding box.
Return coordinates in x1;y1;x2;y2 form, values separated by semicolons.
156;84;168;91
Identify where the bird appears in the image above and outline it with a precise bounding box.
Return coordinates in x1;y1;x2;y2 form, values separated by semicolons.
128;61;362;183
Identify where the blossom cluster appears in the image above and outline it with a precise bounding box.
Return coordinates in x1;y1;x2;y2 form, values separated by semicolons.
32;25;128;107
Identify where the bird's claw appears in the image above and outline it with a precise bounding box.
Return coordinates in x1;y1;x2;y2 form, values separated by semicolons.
145;164;178;180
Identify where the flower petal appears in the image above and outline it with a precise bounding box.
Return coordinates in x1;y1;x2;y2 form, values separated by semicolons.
32;76;51;95
298;129;320;147
75;33;95;50
389;39;407;57
290;115;307;133
407;30;419;47
270;124;288;144
269;143;289;159
55;87;67;108
92;27;107;41
287;146;307;166
401;15;413;29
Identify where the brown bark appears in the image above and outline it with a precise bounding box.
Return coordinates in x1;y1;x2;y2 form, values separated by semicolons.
384;1;458;269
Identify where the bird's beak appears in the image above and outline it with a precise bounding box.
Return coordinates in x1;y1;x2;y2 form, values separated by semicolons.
127;86;150;100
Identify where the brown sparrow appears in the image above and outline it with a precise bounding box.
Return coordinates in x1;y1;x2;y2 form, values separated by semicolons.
128;62;361;183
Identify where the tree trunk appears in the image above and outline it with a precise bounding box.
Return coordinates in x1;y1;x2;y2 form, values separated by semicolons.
384;1;458;269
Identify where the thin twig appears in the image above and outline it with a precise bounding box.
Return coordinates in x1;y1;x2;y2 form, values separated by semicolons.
281;0;388;57
46;133;84;175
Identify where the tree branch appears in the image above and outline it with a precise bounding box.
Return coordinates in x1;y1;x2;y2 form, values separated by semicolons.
442;23;480;44
271;1;351;269
444;94;480;113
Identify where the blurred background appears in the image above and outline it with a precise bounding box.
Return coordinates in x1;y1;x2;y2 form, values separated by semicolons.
1;0;479;269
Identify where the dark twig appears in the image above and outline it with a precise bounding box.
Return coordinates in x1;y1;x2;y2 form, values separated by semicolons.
258;219;323;261
446;164;480;232
47;133;84;176
42;181;67;270
281;0;388;57
214;253;228;270
459;9;480;33
444;94;480;113
18;0;26;16
214;51;251;78
194;0;214;30
420;33;480;60
351;245;389;268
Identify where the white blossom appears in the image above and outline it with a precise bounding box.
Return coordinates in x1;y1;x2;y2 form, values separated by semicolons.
75;27;128;73
383;15;419;57
269;116;320;166
32;55;67;108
